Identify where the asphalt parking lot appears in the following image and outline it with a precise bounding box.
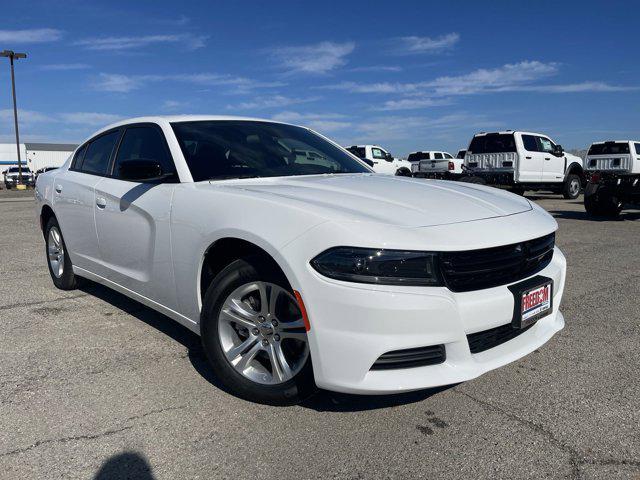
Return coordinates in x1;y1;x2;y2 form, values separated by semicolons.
0;188;638;480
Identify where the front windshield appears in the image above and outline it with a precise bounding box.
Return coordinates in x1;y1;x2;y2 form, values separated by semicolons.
171;120;370;181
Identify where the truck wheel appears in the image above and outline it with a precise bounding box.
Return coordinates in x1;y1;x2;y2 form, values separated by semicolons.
395;167;412;177
563;174;581;199
584;185;622;218
459;176;486;185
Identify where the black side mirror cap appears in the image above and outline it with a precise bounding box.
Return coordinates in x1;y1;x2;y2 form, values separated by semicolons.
553;144;564;156
118;159;172;182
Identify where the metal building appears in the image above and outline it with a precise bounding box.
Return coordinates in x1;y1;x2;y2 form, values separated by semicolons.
25;143;78;172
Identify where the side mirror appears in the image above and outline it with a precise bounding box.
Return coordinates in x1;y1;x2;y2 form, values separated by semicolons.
385;153;394;162
553;144;564;156
118;159;171;182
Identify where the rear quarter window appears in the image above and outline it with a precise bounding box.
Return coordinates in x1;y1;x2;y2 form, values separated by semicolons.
468;134;516;153
635;143;640;155
588;142;630;155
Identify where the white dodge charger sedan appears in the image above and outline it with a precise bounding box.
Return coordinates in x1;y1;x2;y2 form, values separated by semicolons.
35;116;566;405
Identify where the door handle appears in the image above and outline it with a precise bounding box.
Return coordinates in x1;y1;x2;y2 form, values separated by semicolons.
525;156;532;159
544;157;551;161
55;185;62;193
96;197;107;209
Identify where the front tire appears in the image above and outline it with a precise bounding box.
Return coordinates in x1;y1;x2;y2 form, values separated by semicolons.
200;256;316;405
395;167;412;177
563;174;581;199
45;216;81;290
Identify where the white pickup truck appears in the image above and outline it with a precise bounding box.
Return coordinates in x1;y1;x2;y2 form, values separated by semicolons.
346;145;413;176
583;140;640;217
461;131;585;199
408;150;462;179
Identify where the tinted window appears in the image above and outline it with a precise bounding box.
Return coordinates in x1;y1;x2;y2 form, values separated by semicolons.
346;146;366;158
468;134;516;153
635;143;640;155
114;126;175;179
434;152;443;159
71;144;87;169
456;150;466;159
522;135;538;152
444;153;453;159
588;142;631;155
81;131;119;175
171;121;370;181
371;148;387;159
407;152;430;162
537;137;555;153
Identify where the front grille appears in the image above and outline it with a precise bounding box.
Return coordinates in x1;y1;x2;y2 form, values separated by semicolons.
467;323;533;354
440;233;555;292
371;345;446;370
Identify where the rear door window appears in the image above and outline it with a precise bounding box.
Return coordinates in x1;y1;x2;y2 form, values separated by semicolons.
408;152;430;161
434;152;443;159
468;134;516;153
80;131;120;175
71;144;87;169
635;143;640;155
588;142;631;155
522;135;538;152
113;126;176;179
346;146;366;158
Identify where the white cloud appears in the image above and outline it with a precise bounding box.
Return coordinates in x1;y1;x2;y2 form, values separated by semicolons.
500;81;639;93
40;63;90;71
321;61;560;96
91;72;282;94
162;100;188;111
272;41;355;74
0;28;62;44
349;65;402;73
0;110;122;128
271;111;351;132
375;97;451;111
74;33;207;51
428;61;559;95
92;73;143;93
0;109;52;123
395;33;460;54
58;112;122;126
229;95;319;110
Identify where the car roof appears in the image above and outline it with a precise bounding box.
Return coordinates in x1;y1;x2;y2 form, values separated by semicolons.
473;130;547;137
78;115;308;149
589;140;638;145
408;151;450;154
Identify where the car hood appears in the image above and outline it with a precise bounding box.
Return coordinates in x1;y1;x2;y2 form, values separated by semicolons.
214;173;532;227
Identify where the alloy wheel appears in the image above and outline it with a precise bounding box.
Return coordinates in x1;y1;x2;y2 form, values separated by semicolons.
218;281;309;385
47;227;65;278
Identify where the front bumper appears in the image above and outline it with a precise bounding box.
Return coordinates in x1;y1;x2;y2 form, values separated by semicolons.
294;246;566;395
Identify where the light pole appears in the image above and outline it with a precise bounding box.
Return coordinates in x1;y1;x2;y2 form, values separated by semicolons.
0;50;27;185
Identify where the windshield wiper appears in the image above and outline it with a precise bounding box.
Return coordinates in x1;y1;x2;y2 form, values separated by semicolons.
209;174;262;181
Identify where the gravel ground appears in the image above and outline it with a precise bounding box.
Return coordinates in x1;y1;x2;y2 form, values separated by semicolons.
0;189;638;480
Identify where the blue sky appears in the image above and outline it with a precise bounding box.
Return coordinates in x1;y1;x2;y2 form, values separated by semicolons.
0;0;638;156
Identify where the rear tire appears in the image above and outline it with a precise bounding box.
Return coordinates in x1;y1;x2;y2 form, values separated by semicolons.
200;256;316;405
44;216;81;290
563;174;581;199
584;184;622;218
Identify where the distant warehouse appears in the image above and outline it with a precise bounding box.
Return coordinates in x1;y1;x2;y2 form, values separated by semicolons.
0;143;77;171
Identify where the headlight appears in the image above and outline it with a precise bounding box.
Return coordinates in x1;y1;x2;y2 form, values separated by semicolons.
310;247;442;286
